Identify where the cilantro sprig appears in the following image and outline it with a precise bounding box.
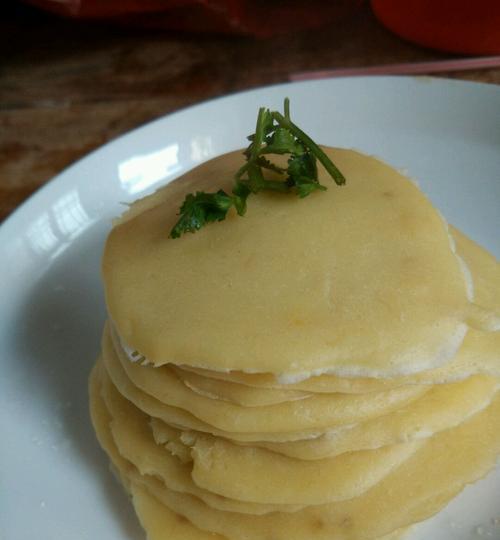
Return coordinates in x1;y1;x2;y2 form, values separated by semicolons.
170;98;345;238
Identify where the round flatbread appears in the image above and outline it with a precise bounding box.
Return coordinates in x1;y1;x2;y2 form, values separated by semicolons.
104;148;485;377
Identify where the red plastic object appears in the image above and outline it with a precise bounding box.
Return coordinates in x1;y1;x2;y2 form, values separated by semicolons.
371;0;500;55
23;0;362;38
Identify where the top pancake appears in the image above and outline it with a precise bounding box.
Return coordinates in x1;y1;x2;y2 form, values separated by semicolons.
103;147;477;377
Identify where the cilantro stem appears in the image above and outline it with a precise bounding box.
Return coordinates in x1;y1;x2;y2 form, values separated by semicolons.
261;179;289;192
273;111;346;186
252;107;266;160
235;161;250;180
284;97;290;120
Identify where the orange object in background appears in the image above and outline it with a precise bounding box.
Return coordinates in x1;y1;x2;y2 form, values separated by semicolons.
372;0;500;54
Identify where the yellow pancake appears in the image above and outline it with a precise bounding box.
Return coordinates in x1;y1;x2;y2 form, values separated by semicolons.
94;363;414;540
141;473;455;540
130;482;227;540
101;337;328;443
106;325;430;434
176;364;396;394
176;327;500;392
89;361;134;481
102;335;336;442
130;482;411;540
100;365;304;515
127;393;500;540
97;347;498;507
91;360;500;539
149;420;192;464
171;365;311;406
93;361;415;532
89;363;432;540
150;375;497;461
253;376;499;459
189;435;421;505
103;330;430;443
175;227;499;392
169;326;500;395
102;365;420;507
104;148;482;377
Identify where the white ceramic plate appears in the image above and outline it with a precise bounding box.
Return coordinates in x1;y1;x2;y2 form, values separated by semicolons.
1;77;499;540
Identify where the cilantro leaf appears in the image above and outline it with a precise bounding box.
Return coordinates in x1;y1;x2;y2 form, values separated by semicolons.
169;190;233;238
294;179;327;198
169;98;346;238
255;156;286;175
264;128;304;155
287;152;318;182
232;181;252;216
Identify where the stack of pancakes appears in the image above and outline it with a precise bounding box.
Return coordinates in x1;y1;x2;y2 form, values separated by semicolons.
90;148;500;540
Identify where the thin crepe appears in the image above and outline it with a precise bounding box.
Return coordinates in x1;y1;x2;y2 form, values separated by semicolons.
104;148;485;377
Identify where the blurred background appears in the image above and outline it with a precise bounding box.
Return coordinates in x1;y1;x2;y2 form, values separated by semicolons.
1;0;499;222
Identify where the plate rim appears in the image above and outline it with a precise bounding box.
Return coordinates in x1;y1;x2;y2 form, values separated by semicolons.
2;75;500;238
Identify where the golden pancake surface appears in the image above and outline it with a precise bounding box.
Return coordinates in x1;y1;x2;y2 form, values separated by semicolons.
104;148;497;378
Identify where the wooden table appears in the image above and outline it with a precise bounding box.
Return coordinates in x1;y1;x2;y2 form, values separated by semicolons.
1;2;499;222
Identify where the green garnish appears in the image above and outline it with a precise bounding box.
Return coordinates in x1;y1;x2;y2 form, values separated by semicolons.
169;98;346;238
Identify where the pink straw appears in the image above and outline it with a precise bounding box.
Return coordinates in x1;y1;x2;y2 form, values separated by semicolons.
289;56;500;81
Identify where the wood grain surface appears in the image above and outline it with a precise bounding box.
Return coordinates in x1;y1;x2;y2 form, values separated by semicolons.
1;1;499;221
